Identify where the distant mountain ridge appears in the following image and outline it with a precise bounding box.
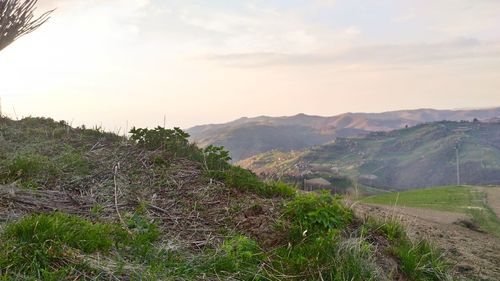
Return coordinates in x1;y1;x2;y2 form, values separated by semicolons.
239;120;500;190
188;107;500;161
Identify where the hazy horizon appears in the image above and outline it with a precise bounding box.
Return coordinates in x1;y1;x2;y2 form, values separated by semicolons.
1;0;499;130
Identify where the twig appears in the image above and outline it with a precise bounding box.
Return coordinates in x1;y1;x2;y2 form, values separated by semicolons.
113;163;131;234
89;141;101;152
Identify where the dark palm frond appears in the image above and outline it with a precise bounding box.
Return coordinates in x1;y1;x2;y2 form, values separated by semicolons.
0;0;54;51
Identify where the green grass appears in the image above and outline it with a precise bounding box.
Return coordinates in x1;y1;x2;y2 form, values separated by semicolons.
392;239;450;281
363;218;451;281
0;213;125;278
362;186;500;237
0;197;455;280
223;166;297;198
362;186;482;213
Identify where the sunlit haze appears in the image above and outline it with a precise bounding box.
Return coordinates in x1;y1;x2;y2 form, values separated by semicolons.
1;0;499;131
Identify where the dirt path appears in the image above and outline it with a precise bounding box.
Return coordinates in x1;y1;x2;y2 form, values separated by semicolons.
356;203;470;224
355;203;500;281
480;187;500;218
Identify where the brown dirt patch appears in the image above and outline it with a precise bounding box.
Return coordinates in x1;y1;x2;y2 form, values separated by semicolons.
482;187;500;218
359;203;469;225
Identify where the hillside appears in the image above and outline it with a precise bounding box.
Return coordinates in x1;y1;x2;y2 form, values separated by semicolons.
188;107;500;161
239;121;500;190
0;116;473;280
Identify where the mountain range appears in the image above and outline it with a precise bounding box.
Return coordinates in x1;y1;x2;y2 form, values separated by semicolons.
188;107;500;161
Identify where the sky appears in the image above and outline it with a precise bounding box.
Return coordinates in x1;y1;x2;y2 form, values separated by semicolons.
0;0;499;130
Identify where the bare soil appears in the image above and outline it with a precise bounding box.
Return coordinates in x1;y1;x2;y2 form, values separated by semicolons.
355;203;500;280
482;187;500;218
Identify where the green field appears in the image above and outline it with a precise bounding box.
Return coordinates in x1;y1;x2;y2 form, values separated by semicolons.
361;186;500;237
361;186;483;213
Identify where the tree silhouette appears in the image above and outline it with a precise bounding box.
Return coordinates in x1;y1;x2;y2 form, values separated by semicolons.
0;0;54;51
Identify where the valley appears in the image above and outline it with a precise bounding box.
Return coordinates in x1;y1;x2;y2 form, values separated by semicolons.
239;121;500;190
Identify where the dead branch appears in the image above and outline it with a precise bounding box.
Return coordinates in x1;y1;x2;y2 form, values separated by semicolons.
0;0;54;51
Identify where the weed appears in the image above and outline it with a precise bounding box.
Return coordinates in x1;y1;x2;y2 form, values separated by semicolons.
392;239;450;281
124;212;160;260
0;152;61;189
56;147;91;176
268;231;382;280
363;217;407;241
90;203;104;217
6;154;52;181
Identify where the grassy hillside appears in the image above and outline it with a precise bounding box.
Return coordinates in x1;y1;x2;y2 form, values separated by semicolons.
240;121;500;190
189;108;500;161
362;186;500;237
0;116;458;280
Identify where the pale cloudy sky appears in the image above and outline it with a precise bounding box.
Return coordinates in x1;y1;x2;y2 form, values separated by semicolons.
1;0;499;130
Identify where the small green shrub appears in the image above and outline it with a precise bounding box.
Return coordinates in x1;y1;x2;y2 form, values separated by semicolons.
205;235;263;276
284;191;353;241
265;181;296;198
202;145;231;172
125;212;160;260
260;191;381;280
129;126;190;154
223;166;263;190
223;166;296;198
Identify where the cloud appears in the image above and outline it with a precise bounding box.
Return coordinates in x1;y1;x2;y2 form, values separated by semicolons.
172;3;325;54
37;0;150;12
410;0;500;37
202;39;500;67
313;0;337;7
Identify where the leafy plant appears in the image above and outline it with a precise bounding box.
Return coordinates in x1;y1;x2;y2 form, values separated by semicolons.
124;212;160;259
205;235;263;276
202;144;231;172
130;126;190;154
284;191;353;241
